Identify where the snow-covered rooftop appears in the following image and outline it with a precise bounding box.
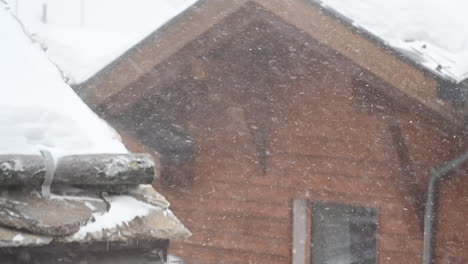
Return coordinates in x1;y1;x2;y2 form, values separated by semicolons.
0;2;126;157
8;0;468;85
6;0;198;84
0;3;190;248
318;0;468;83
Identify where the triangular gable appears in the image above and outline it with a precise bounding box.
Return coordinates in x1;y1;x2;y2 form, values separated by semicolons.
77;0;464;131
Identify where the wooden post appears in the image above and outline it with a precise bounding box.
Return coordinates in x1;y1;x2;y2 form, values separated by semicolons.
293;199;310;264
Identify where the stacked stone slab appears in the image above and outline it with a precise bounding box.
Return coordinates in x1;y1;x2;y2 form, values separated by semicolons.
0;153;190;263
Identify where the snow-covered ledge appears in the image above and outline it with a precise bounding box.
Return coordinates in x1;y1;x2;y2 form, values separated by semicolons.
0;3;190;262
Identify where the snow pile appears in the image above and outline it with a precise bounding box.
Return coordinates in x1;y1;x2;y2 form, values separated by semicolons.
7;0;198;84
73;195;160;239
12;234;24;242
319;0;468;83
0;3;126;157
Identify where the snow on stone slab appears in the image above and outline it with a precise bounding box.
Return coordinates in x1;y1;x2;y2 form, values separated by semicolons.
65;193;191;243
72;195;158;239
0;3;127;158
6;0;198;84
0;187;191;246
318;0;468;83
69;185;184;241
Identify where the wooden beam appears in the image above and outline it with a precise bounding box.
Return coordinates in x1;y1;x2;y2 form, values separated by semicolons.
386;116;426;231
0;240;168;264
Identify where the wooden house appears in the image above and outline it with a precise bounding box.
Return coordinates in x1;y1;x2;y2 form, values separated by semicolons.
76;0;468;263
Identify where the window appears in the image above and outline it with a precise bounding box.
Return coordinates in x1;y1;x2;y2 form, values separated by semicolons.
311;202;377;264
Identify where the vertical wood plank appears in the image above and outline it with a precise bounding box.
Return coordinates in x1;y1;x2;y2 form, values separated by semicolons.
293;199;309;264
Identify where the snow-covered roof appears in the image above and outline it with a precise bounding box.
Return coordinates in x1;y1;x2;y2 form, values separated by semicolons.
9;0;468;85
0;3;190;247
0;2;127;158
317;0;468;83
6;0;198;84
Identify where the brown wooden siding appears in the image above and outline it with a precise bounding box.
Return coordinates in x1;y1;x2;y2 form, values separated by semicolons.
103;9;467;264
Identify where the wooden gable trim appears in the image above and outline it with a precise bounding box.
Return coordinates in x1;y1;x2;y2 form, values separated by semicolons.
354;71;465;134
253;0;461;128
100;2;259;116
76;0;248;107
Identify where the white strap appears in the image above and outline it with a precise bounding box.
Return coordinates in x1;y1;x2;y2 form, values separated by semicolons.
40;150;55;198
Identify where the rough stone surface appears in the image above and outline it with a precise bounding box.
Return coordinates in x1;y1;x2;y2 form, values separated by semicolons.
0;187;190;247
0;190;106;236
0;155;45;186
60;207;191;243
0;226;52;247
128;185;170;209
0;153;156;188
55;154;156;186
